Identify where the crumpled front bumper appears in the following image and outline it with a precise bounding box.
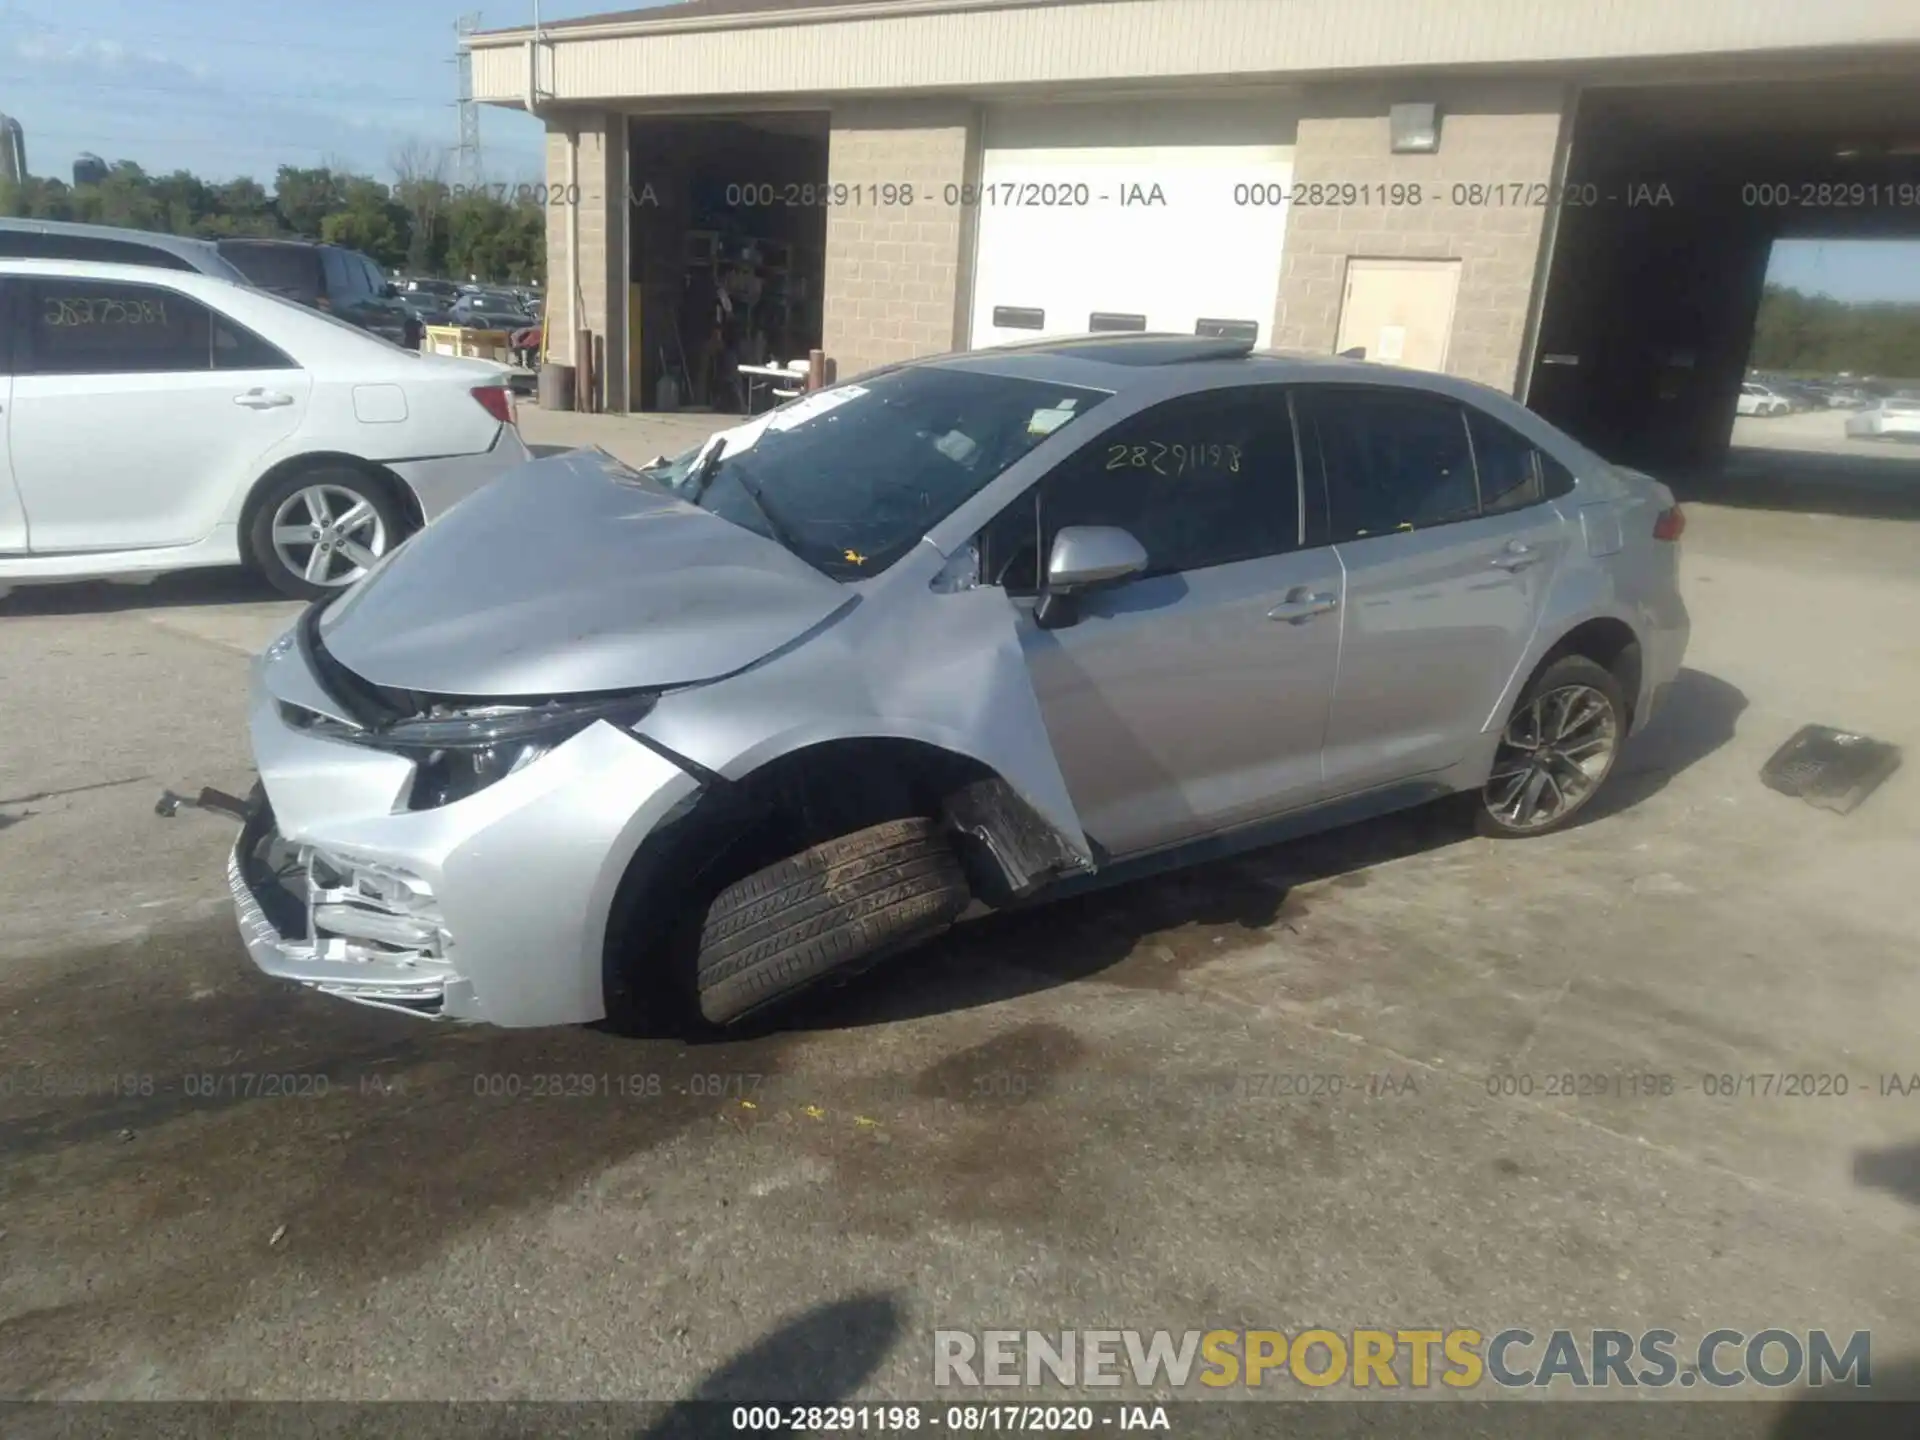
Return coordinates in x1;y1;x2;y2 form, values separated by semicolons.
230;626;702;1026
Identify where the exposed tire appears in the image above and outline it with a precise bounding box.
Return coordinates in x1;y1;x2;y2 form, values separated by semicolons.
1476;654;1627;839
694;817;970;1025
246;463;409;601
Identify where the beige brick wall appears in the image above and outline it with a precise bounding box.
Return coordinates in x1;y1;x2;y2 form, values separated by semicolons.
1272;82;1569;393
822;100;979;381
545;112;629;409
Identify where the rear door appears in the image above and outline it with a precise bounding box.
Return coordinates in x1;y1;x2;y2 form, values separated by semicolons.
10;275;312;552
992;383;1343;858
1296;385;1573;794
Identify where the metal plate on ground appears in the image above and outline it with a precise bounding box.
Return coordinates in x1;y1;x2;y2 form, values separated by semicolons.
1760;725;1902;814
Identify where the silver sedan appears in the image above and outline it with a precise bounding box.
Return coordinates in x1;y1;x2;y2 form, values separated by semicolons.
229;335;1689;1029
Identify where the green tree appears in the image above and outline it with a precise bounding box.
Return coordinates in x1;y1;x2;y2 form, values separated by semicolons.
273;165;349;238
320;177;409;270
1;155;542;284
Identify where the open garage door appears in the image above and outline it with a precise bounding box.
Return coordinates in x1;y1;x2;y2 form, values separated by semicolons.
968;101;1294;349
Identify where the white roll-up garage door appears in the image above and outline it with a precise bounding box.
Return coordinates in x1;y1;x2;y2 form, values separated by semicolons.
968;100;1295;349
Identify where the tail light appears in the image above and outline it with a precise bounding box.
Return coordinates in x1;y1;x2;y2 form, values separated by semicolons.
1653;504;1686;541
470;385;514;426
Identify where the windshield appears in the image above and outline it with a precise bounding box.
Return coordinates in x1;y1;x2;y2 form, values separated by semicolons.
638;366;1109;582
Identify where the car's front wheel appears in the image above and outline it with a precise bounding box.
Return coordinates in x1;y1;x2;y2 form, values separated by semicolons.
247;466;408;600
693;816;971;1024
1477;655;1626;838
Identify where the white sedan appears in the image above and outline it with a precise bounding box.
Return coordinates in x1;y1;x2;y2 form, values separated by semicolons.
1735;382;1790;417
0;258;532;600
1845;395;1920;441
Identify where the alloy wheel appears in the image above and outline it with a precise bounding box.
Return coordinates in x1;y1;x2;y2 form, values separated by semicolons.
1482;683;1620;832
269;484;389;589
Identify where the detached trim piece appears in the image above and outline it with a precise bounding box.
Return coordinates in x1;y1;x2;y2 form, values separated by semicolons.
1196;318;1260;342
992;305;1046;330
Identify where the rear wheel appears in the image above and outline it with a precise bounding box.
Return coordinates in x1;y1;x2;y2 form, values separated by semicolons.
1477;655;1625;838
693;817;970;1025
246;465;407;600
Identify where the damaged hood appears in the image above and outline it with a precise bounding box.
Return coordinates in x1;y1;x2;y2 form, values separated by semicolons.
315;448;852;697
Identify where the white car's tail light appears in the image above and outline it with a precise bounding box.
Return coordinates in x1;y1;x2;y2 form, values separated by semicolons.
471;384;514;426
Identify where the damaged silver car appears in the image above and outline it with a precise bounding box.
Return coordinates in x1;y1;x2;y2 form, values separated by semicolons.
230;334;1689;1028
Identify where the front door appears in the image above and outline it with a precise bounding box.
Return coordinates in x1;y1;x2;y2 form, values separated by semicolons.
10;275;310;552
1295;385;1572;794
987;384;1343;858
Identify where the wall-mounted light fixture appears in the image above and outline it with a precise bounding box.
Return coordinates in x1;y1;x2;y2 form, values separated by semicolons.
1389;103;1441;155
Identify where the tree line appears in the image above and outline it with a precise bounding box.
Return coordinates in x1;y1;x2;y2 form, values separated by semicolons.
1749;284;1920;380
0;143;544;284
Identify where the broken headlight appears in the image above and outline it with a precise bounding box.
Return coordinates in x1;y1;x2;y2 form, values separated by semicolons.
334;693;658;811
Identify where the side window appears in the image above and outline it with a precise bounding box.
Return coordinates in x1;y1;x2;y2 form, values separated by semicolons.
212;312;298;371
987;386;1300;593
320;247;354;301
1299;387;1478;541
1465;408;1544;515
21;278;212;376
1537;450;1576;500
356;255;385;297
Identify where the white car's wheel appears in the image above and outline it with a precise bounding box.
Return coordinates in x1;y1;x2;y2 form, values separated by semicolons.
247;466;408;600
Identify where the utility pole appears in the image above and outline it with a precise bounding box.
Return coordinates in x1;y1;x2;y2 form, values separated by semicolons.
453;12;484;186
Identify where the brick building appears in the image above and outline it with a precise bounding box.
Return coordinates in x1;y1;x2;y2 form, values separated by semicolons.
469;0;1920;466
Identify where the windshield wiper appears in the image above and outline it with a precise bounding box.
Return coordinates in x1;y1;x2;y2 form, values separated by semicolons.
726;468;808;557
688;436;728;501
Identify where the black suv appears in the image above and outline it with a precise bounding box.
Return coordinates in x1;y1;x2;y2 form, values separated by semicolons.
215;238;422;348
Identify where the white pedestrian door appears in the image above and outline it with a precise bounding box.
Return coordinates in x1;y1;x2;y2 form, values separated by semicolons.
1334;258;1463;372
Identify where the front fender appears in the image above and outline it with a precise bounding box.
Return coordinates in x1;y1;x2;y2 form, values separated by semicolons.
633;585;1092;867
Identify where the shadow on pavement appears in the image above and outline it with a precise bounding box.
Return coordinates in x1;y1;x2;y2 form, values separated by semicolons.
1670;444;1920;522
774;791;1472;1034
1852;1141;1920;1208
1769;1360;1920;1434
643;1292;904;1423
1580;667;1749;824
0;566;284;616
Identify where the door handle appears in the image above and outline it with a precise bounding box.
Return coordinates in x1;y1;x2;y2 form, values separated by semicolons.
1489;541;1540;571
1267;588;1339;623
233;389;294;409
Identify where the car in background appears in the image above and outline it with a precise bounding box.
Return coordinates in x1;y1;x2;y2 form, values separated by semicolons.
229;334;1689;1029
216;239;423;350
1845;394;1920;440
1736;382;1792;417
0;258;531;602
1824;386;1873;410
401;276;463;308
0;217;254;284
447;290;532;331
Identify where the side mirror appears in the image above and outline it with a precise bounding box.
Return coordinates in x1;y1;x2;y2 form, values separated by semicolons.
1035;525;1148;630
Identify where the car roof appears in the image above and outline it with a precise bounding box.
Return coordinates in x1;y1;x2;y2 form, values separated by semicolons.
915;331;1493;399
0;216;250;283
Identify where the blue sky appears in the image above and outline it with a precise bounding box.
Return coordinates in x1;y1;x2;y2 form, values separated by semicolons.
0;0;669;186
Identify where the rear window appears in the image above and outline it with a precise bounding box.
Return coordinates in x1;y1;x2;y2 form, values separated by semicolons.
218;242;323;302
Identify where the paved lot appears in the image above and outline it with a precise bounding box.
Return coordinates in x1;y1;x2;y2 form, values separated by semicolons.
1;417;1917;1416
